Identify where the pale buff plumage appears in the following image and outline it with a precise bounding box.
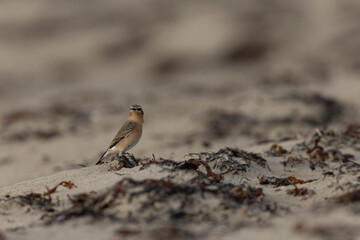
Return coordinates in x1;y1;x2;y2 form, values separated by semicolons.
96;105;143;166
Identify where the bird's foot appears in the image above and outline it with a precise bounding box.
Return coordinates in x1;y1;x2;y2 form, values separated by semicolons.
120;155;135;168
129;154;139;166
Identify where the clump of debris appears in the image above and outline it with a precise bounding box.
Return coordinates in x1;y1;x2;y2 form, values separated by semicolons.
266;144;288;157
8;181;76;211
34;150;273;227
140;147;270;176
291;131;356;170
3;149;272;230
1;102;93;142
187;147;270;174
336;189;360;203
51;177;265;224
259;176;316;188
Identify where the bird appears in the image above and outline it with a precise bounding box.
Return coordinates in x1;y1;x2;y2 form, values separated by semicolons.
95;105;143;167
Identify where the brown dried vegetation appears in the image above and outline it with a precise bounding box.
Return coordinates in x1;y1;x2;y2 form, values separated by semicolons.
305;134;355;170
11;181;76;210
141;147;270;176
259;176;316;187
337;189;360;203
267;144;288;157
286;186;313;197
51;177;264;223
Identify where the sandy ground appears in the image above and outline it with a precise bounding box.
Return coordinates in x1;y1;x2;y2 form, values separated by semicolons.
1;0;360;239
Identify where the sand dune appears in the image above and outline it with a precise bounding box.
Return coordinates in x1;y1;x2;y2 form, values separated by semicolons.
1;0;360;239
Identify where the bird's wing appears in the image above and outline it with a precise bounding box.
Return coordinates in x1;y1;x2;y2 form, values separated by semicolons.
108;120;135;149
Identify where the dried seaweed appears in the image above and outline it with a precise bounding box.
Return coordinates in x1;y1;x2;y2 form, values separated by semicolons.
139;156;222;182
188;152;245;175
1;103;91;143
6;129;61;142
259;176;291;187
16;192;49;207
286;186;312;197
187;147;270;174
267;144;288;157
322;171;335;178
51;177;264;224
282;156;307;168
3;110;31;126
150;226;196;240
287;176;315;184
116;228;141;237
139;156;179;171
223;38;269;63
178;159;222;182
307;136;329;162
202;94;344;141
140;148;269;180
12;181;76;210
306;135;355;169
203;110;249;139
55;192;116;221
290;93;344;126
2;104;90;127
344;124;360;140
259;176;315;187
294;223;359;240
271;143;287;152
44;181;77;197
337;189;360;203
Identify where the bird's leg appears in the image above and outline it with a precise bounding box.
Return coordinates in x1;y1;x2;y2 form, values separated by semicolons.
129;153;139;166
119;152;135;168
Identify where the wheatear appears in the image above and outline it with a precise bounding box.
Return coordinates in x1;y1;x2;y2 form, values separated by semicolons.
95;105;143;167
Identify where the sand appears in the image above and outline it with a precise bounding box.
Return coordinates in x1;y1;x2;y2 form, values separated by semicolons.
1;0;360;239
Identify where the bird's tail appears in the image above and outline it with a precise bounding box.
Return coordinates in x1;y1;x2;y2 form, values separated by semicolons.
95;149;109;165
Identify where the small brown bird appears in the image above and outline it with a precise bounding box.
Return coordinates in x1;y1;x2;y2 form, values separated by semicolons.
95;105;144;167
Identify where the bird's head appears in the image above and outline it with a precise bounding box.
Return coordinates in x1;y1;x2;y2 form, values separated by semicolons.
129;105;144;122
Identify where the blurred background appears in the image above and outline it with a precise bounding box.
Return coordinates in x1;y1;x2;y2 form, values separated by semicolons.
0;0;360;187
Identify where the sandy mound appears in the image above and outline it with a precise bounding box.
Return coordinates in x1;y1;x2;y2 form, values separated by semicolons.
1;128;360;239
1;0;360;239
